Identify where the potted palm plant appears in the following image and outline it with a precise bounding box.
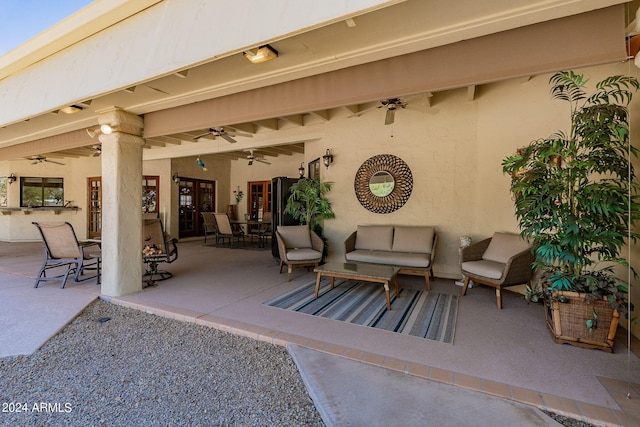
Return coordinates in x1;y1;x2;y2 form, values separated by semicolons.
502;71;639;352
284;177;335;258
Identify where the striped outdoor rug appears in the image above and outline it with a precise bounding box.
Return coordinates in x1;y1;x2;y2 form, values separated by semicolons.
263;278;458;344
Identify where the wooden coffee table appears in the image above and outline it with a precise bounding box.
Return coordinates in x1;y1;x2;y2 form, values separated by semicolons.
313;262;400;310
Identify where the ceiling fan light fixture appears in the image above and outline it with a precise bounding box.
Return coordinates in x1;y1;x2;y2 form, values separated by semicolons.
243;44;278;64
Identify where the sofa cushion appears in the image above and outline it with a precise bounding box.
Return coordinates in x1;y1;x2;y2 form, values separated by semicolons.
462;259;505;280
355;225;393;251
392;226;434;254
482;232;530;263
277;225;311;249
286;248;322;261
346;250;431;268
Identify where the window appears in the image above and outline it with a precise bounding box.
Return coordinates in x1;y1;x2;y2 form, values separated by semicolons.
20;177;64;207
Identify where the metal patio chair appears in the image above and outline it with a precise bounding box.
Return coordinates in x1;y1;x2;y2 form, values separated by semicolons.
32;221;101;288
142;218;178;287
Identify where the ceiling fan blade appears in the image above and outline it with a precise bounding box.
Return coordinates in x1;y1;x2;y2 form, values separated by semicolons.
385;108;396;125
44;159;66;165
192;132;211;140
227;131;253;138
220;133;236;143
256;158;271;165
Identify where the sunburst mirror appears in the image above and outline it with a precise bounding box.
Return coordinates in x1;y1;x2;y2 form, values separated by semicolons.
354;154;413;214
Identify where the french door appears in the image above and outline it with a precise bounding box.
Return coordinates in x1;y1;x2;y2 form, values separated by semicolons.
178;178;215;238
87;177;102;239
247;180;271;220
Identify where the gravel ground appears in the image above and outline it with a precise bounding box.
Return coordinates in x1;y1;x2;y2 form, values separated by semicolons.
0;300;323;426
0;299;599;427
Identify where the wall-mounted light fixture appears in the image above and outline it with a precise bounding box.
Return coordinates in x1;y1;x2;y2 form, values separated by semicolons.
298;163;305;178
322;149;334;169
7;173;16;184
100;124;113;134
172;173;180;184
243;44;278;64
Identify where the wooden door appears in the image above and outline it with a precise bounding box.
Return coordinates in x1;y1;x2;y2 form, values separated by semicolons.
178;177;216;238
247;180;271;220
87;177;101;239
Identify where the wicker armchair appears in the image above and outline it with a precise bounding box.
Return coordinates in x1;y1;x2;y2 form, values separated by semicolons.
460;232;533;309
275;225;323;281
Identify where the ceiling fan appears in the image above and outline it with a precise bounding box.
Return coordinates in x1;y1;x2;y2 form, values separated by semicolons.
350;97;418;125
245;149;271;166
90;145;102;157
193;127;253;143
30;155;65;165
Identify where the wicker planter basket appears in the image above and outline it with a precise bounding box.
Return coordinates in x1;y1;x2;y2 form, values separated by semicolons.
545;291;619;353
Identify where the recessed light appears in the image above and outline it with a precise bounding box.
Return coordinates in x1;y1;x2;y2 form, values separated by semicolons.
243;44;278;64
60;105;84;114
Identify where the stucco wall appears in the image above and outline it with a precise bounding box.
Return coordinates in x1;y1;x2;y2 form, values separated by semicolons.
0;155;101;241
307;62;640;337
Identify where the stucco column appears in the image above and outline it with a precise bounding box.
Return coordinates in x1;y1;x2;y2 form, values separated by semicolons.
98;108;145;297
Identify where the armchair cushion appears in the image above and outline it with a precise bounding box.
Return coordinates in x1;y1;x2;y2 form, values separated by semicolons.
277;225;311;249
286;247;322;261
461;259;505;280
355;225;393;251
482;232;530;264
392;226;434;254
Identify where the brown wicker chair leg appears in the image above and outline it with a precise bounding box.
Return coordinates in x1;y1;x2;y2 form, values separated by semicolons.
461;276;471;296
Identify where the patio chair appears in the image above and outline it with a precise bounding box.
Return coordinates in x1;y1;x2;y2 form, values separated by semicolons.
460;232;534;309
247;212;272;248
143;218;178;287
276;225;323;281
201;212;217;244
213;213;245;248
32;221;101;288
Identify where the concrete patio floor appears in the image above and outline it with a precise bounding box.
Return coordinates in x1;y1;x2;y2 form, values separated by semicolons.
1;239;639;426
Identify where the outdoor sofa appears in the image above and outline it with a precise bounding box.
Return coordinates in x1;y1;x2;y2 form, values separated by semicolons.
344;225;437;290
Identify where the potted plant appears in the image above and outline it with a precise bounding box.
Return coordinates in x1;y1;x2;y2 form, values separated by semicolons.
502;71;639;352
284;177;335;258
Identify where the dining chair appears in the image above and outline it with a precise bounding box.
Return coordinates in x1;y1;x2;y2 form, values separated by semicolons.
213;213;245;248
201;212;217;244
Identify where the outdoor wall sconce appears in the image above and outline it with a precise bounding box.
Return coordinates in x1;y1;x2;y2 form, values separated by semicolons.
243;44;278;64
298;163;305;178
7;173;16;184
322;149;333;169
86;124;113;138
172;173;180;184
